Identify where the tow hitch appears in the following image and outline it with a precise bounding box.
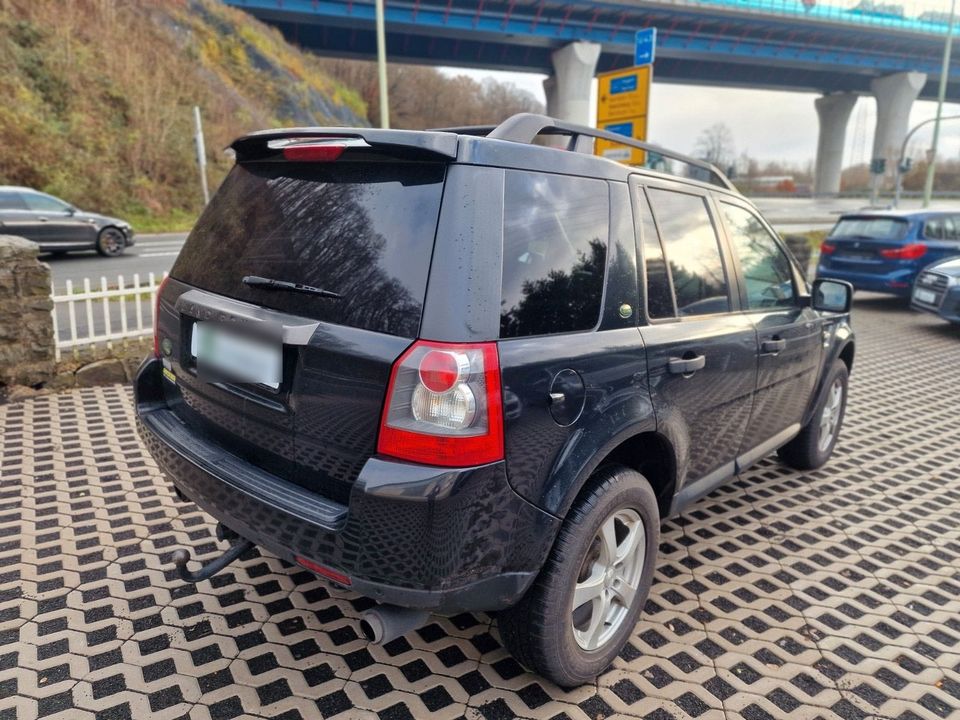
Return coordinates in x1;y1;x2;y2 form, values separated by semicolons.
171;522;254;583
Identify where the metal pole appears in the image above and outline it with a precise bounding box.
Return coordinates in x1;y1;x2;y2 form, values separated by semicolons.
193;106;210;205
922;0;956;208
374;0;390;129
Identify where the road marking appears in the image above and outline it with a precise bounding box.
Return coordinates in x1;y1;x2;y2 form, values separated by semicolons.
138;252;181;258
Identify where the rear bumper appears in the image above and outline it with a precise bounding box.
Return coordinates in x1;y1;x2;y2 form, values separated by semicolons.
134;357;558;613
816;264;914;297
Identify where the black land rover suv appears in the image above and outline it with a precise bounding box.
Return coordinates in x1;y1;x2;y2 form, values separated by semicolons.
135;114;855;686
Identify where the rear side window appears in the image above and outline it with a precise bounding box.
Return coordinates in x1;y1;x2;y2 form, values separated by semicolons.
830;217;907;240
647;188;730;316
0;191;27;210
500;171;608;338
923;216;960;240
636;190;674;319
171;162;445;338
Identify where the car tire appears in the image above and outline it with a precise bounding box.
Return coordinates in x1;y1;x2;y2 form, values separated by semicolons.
777;359;848;470
497;464;659;687
96;227;126;257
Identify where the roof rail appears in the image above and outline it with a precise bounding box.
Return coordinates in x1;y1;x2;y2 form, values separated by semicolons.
480;113;737;191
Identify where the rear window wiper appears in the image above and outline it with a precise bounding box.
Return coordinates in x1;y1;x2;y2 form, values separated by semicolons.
242;275;342;299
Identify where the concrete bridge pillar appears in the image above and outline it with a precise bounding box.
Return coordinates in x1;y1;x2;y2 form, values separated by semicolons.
814;93;857;196
543;41;601;126
871;71;927;182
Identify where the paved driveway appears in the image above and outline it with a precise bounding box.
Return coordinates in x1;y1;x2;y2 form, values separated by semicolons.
1;296;958;720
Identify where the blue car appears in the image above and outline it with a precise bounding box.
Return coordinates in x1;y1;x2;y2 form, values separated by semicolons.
816;210;960;297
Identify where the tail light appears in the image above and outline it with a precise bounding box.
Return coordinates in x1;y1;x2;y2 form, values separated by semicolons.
153;275;170;357
880;243;927;260
377;340;504;467
820;241;836;255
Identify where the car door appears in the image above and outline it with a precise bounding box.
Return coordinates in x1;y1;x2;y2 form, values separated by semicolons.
634;180;758;508
717;198;822;464
0;190;41;241
22;192;93;248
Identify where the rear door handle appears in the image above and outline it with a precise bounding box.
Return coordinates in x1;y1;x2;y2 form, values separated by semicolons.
668;355;705;375
38;216;48;222
761;338;787;355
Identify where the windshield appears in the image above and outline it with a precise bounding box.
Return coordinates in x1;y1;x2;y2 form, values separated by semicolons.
829;217;908;241
171;161;445;337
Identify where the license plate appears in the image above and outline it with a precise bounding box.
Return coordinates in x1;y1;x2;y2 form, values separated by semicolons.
191;322;282;389
840;253;874;262
913;288;937;305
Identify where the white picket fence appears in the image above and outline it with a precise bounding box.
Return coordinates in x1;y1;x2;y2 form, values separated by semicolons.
51;272;168;361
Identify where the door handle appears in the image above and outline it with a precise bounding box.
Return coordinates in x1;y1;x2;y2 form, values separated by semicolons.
38;216;48;222
668;355;705;375
548;392;566;405
761;338;787;355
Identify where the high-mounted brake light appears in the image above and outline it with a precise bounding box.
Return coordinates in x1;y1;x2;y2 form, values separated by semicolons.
880;243;927;260
282;143;346;162
820;241;836;255
378;341;504;467
153;275;170;358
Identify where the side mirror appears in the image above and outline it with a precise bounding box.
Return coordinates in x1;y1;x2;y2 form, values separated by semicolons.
66;206;77;215
812;278;853;313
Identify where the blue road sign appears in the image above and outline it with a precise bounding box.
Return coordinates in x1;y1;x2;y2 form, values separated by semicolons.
634;27;657;66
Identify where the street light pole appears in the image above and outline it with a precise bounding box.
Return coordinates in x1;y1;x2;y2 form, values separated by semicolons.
374;0;390;129
922;0;956;208
894;114;960;207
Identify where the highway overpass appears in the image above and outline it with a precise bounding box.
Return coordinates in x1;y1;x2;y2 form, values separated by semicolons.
225;0;960;194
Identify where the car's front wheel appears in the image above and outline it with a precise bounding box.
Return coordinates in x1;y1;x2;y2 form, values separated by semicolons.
96;227;126;257
778;359;848;470
498;465;659;687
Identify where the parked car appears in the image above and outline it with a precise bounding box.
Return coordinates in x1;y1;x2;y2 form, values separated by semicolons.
0;186;134;256
816;210;960;297
134;114;855;687
911;256;960;325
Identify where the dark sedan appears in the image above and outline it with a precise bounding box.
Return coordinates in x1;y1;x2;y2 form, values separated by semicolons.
0;186;134;257
911;256;960;325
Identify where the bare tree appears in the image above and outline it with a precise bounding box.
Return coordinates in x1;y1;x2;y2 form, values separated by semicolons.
694;123;736;170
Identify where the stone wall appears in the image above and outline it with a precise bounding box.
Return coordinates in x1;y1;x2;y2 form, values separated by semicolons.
0;236;55;388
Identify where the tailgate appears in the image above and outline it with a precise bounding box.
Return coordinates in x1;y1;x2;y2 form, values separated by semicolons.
155;155;446;502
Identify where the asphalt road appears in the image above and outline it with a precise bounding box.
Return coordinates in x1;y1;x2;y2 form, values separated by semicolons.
47;232;187;292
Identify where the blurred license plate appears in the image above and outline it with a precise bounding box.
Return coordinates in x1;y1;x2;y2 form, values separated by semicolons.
191;322;281;389
840;252;873;262
913;288;937;305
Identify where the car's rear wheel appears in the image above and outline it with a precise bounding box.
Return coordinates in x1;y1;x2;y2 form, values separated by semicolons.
96;227;126;257
498;464;659;687
778;359;848;470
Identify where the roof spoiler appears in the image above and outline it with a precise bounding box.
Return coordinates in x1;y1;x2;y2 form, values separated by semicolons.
231;127;459;161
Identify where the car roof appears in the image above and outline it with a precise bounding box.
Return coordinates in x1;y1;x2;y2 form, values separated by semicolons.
0;186;38;193
838;209;960;220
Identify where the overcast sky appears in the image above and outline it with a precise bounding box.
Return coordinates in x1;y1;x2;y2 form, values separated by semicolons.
441;58;960;168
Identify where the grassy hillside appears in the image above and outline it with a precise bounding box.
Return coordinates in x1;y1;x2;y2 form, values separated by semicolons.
0;0;367;231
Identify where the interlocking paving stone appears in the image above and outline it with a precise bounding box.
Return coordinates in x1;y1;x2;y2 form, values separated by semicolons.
1;294;959;719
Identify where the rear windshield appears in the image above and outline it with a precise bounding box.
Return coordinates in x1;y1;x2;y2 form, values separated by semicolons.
829;217;908;241
171;161;445;337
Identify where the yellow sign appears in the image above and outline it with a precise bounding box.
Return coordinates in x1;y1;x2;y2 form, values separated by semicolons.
596;65;651;165
595;118;648;166
596;66;651;122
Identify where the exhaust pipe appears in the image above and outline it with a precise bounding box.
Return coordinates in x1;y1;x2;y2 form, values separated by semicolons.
359;605;431;645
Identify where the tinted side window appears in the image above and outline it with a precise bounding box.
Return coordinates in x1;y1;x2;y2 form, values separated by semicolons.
722;203;795;309
500;171;608;338
23;193;69;212
647;189;730;316
0;191;27;210
636;190;674;319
